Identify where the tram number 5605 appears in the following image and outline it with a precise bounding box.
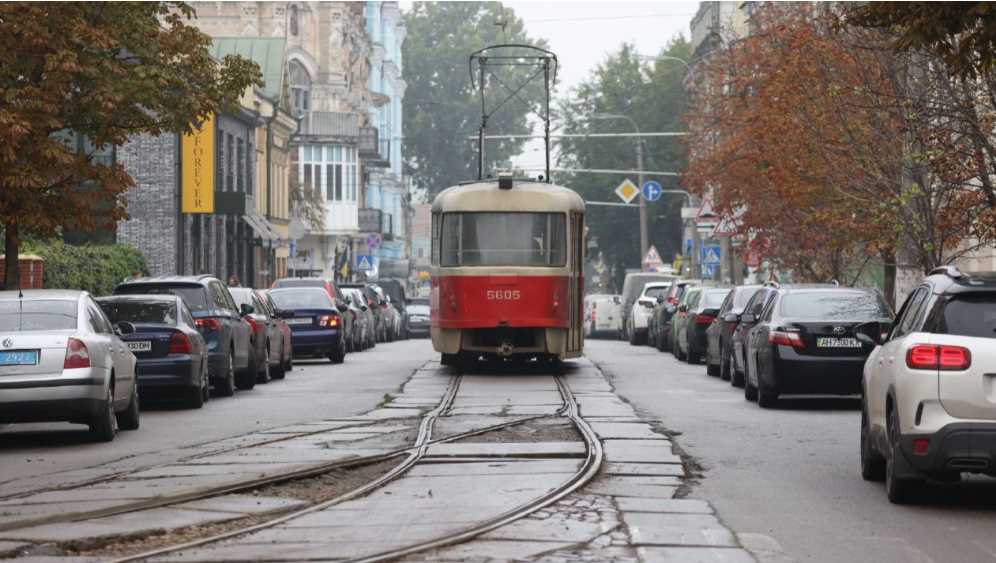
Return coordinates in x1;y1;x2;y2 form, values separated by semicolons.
486;289;521;301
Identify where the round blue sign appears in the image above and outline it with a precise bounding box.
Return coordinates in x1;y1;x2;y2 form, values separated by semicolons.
641;180;663;202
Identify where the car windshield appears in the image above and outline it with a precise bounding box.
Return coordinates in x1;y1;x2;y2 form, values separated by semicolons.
116;284;209;312
779;291;890;320
644;286;670;299
98;300;177;325
936;294;996;339
0;299;78;331
704;290;730;307
441;212;566;267
269;289;334;310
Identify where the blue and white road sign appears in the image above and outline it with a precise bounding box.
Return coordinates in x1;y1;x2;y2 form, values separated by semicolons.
700;244;721;266
356;255;374;271
641;180;663;202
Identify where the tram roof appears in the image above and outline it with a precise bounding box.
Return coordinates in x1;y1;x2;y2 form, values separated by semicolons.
432;179;585;213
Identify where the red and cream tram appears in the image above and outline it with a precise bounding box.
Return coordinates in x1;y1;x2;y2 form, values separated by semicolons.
430;176;585;366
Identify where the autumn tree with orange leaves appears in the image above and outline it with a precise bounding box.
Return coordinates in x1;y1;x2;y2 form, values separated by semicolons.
686;3;996;304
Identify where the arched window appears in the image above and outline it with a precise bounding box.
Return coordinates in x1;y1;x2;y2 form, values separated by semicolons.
288;60;311;116
289;5;299;36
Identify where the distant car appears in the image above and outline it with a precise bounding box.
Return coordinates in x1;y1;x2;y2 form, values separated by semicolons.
0;290;140;442
342;284;386;343
272;277;355;351
268;287;346;364
731;286;779;388
677;287;730;364
619;273;677;343
377;279;410;339
407;298;430;338
585;294;621;339
655;280;702;352
670;287;701;360
228;288;288;383
115;275;254;396
259;290;293;374
97;295;209;408
743;286;892;408
860;267;996;503
705;285;763;379
343;287;376;349
628;281;672;346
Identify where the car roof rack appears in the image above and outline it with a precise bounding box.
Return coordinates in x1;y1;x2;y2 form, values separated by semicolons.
929;265;964;279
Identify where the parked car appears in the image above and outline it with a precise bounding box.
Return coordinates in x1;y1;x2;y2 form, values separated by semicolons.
407;298;430;338
743;285;892;408
585;294;621;339
730;286;780;388
377;279;410;339
268;287;346;363
342;292;367;352
705;285;763;379
97;294;209;408
259;290;293;373
669;287;702;360
343;287;376;349
627;281;672;345
0;290;140;441
654;280;701;351
382;292;403;341
272;278;355;351
228;288;288;383
619;273;676;343
860;266;996;503
342;284;386;343
677;287;730;364
115;275;253;396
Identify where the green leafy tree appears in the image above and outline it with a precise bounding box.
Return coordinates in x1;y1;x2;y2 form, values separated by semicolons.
403;2;550;196
0;2;260;289
557;39;691;285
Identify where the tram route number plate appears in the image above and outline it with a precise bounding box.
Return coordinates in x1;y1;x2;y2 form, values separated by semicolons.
486;289;521;300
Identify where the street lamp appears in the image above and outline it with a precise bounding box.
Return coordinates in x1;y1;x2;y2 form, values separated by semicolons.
589;112;649;260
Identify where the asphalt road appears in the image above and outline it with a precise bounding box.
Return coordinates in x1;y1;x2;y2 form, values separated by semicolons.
0;339;434;493
586;338;996;563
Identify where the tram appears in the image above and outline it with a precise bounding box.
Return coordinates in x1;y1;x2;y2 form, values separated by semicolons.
429;175;585;366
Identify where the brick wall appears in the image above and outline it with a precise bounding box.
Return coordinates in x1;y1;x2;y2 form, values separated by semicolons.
0;256;44;289
117;133;179;276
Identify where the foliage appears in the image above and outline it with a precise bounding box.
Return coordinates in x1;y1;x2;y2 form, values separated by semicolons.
22;239;147;296
0;2;261;288
846;2;996;79
402;2;550;196
558;40;691;283
289;173;325;232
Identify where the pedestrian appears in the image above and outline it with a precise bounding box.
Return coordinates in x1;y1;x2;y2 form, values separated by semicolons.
227;274;241;287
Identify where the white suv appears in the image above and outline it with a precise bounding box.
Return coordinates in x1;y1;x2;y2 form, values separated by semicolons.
628;282;672;346
859;266;996;503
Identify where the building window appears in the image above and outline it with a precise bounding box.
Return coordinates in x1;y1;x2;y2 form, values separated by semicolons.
236;138;245;193
299;144;357;203
289;60;311;117
289;4;299;36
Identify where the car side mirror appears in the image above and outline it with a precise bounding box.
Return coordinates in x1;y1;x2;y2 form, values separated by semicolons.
740;313;757;324
678;304;688;313
854;321;886;346
240;304;254;316
656;295;665;304
336;302;348;313
115;321;136;336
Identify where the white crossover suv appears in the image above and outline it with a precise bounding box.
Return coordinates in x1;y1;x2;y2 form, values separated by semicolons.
858;266;996;503
628;282;672;346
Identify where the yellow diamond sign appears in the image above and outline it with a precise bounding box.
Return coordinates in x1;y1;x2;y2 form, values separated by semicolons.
614;178;639;204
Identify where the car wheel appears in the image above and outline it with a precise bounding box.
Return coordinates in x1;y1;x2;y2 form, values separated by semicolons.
89;386;117;443
441;353;457;367
257;343;272;384
861;405;886;481
719;350;731;381
201;358;210;403
758;388;778;409
117;384;140;431
272;347;287;380
706;359;719;376
235;346;257;391
744;376;758;401
629;326;639;346
329;339;346;364
215;350;236;397
730;350;744;387
886;407;918;503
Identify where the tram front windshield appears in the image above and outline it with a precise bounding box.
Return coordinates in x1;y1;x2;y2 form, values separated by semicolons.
441;212;566;267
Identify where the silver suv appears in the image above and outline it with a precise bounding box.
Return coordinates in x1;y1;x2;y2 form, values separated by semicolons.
858;266;996;503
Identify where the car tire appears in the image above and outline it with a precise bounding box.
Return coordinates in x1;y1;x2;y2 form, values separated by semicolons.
201;358;210;403
272;348;287;380
861;406;886;481
117;384;140;431
329;339;346;364
235;346;256;390
186;383;205;409
215;350;236;397
89;386;117;443
886;407;918;504
629;326;639;346
744;377;758;401
730;350;745;387
758;388;778;409
706;361;719;376
719;351;731;381
257;344;272;384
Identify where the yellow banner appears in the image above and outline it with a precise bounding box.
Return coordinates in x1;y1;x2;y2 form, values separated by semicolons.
181;114;215;213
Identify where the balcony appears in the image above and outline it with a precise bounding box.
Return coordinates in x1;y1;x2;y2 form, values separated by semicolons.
359;126;389;168
358;208;383;233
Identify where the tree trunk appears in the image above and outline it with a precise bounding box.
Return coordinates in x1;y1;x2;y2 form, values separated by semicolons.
882;249;896;310
3;220;19;291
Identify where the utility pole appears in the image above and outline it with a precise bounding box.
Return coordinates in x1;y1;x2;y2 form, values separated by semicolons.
637;139;648;259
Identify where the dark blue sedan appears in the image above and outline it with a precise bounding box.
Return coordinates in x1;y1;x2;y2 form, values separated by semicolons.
268;288;346;364
96;295;209;408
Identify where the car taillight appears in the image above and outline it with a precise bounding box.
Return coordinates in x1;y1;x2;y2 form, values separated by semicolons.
695;314;716;325
769;330;803;348
906;344;971;371
64;338;90;369
168;331;192;355
244;316;260;334
667;296;676;305
319;315;340;328
195;318;222;332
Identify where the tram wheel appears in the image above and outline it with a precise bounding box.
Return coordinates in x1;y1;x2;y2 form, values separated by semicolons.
440;353;458;367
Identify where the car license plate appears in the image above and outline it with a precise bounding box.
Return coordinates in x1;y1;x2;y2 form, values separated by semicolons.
127;341;152;352
817;337;861;348
0;350;39;366
286;317;312;325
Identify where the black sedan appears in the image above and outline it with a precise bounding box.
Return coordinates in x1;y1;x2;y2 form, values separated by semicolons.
268;287;347;364
705;285;763;379
96;295;209;408
730;286;779;388
678;287;731;364
743;287;893;408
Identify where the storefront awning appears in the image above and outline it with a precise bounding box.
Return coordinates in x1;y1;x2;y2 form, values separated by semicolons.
243;210;280;243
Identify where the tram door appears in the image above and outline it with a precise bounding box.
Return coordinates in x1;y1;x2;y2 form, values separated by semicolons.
567;212;584;353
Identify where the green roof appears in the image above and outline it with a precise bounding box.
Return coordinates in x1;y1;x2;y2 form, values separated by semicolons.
210;37;286;100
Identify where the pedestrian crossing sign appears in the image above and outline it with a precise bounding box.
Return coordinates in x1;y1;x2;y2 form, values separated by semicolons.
642;245;664;271
357;255;374;271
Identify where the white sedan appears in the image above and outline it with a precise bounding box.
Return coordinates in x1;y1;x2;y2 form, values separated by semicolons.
0;289;140;442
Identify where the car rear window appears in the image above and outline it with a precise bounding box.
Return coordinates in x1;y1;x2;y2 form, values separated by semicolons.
116;284;209;312
704;290;730;307
98;300;177;325
734;288;760;309
227;288;253;308
935;294;996;339
0;299;78;331
644;286;669;299
780;291;890;320
269;289;334;309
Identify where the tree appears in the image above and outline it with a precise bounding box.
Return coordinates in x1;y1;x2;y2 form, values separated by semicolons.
557;40;691;281
0;2;260;289
402;2;550;196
